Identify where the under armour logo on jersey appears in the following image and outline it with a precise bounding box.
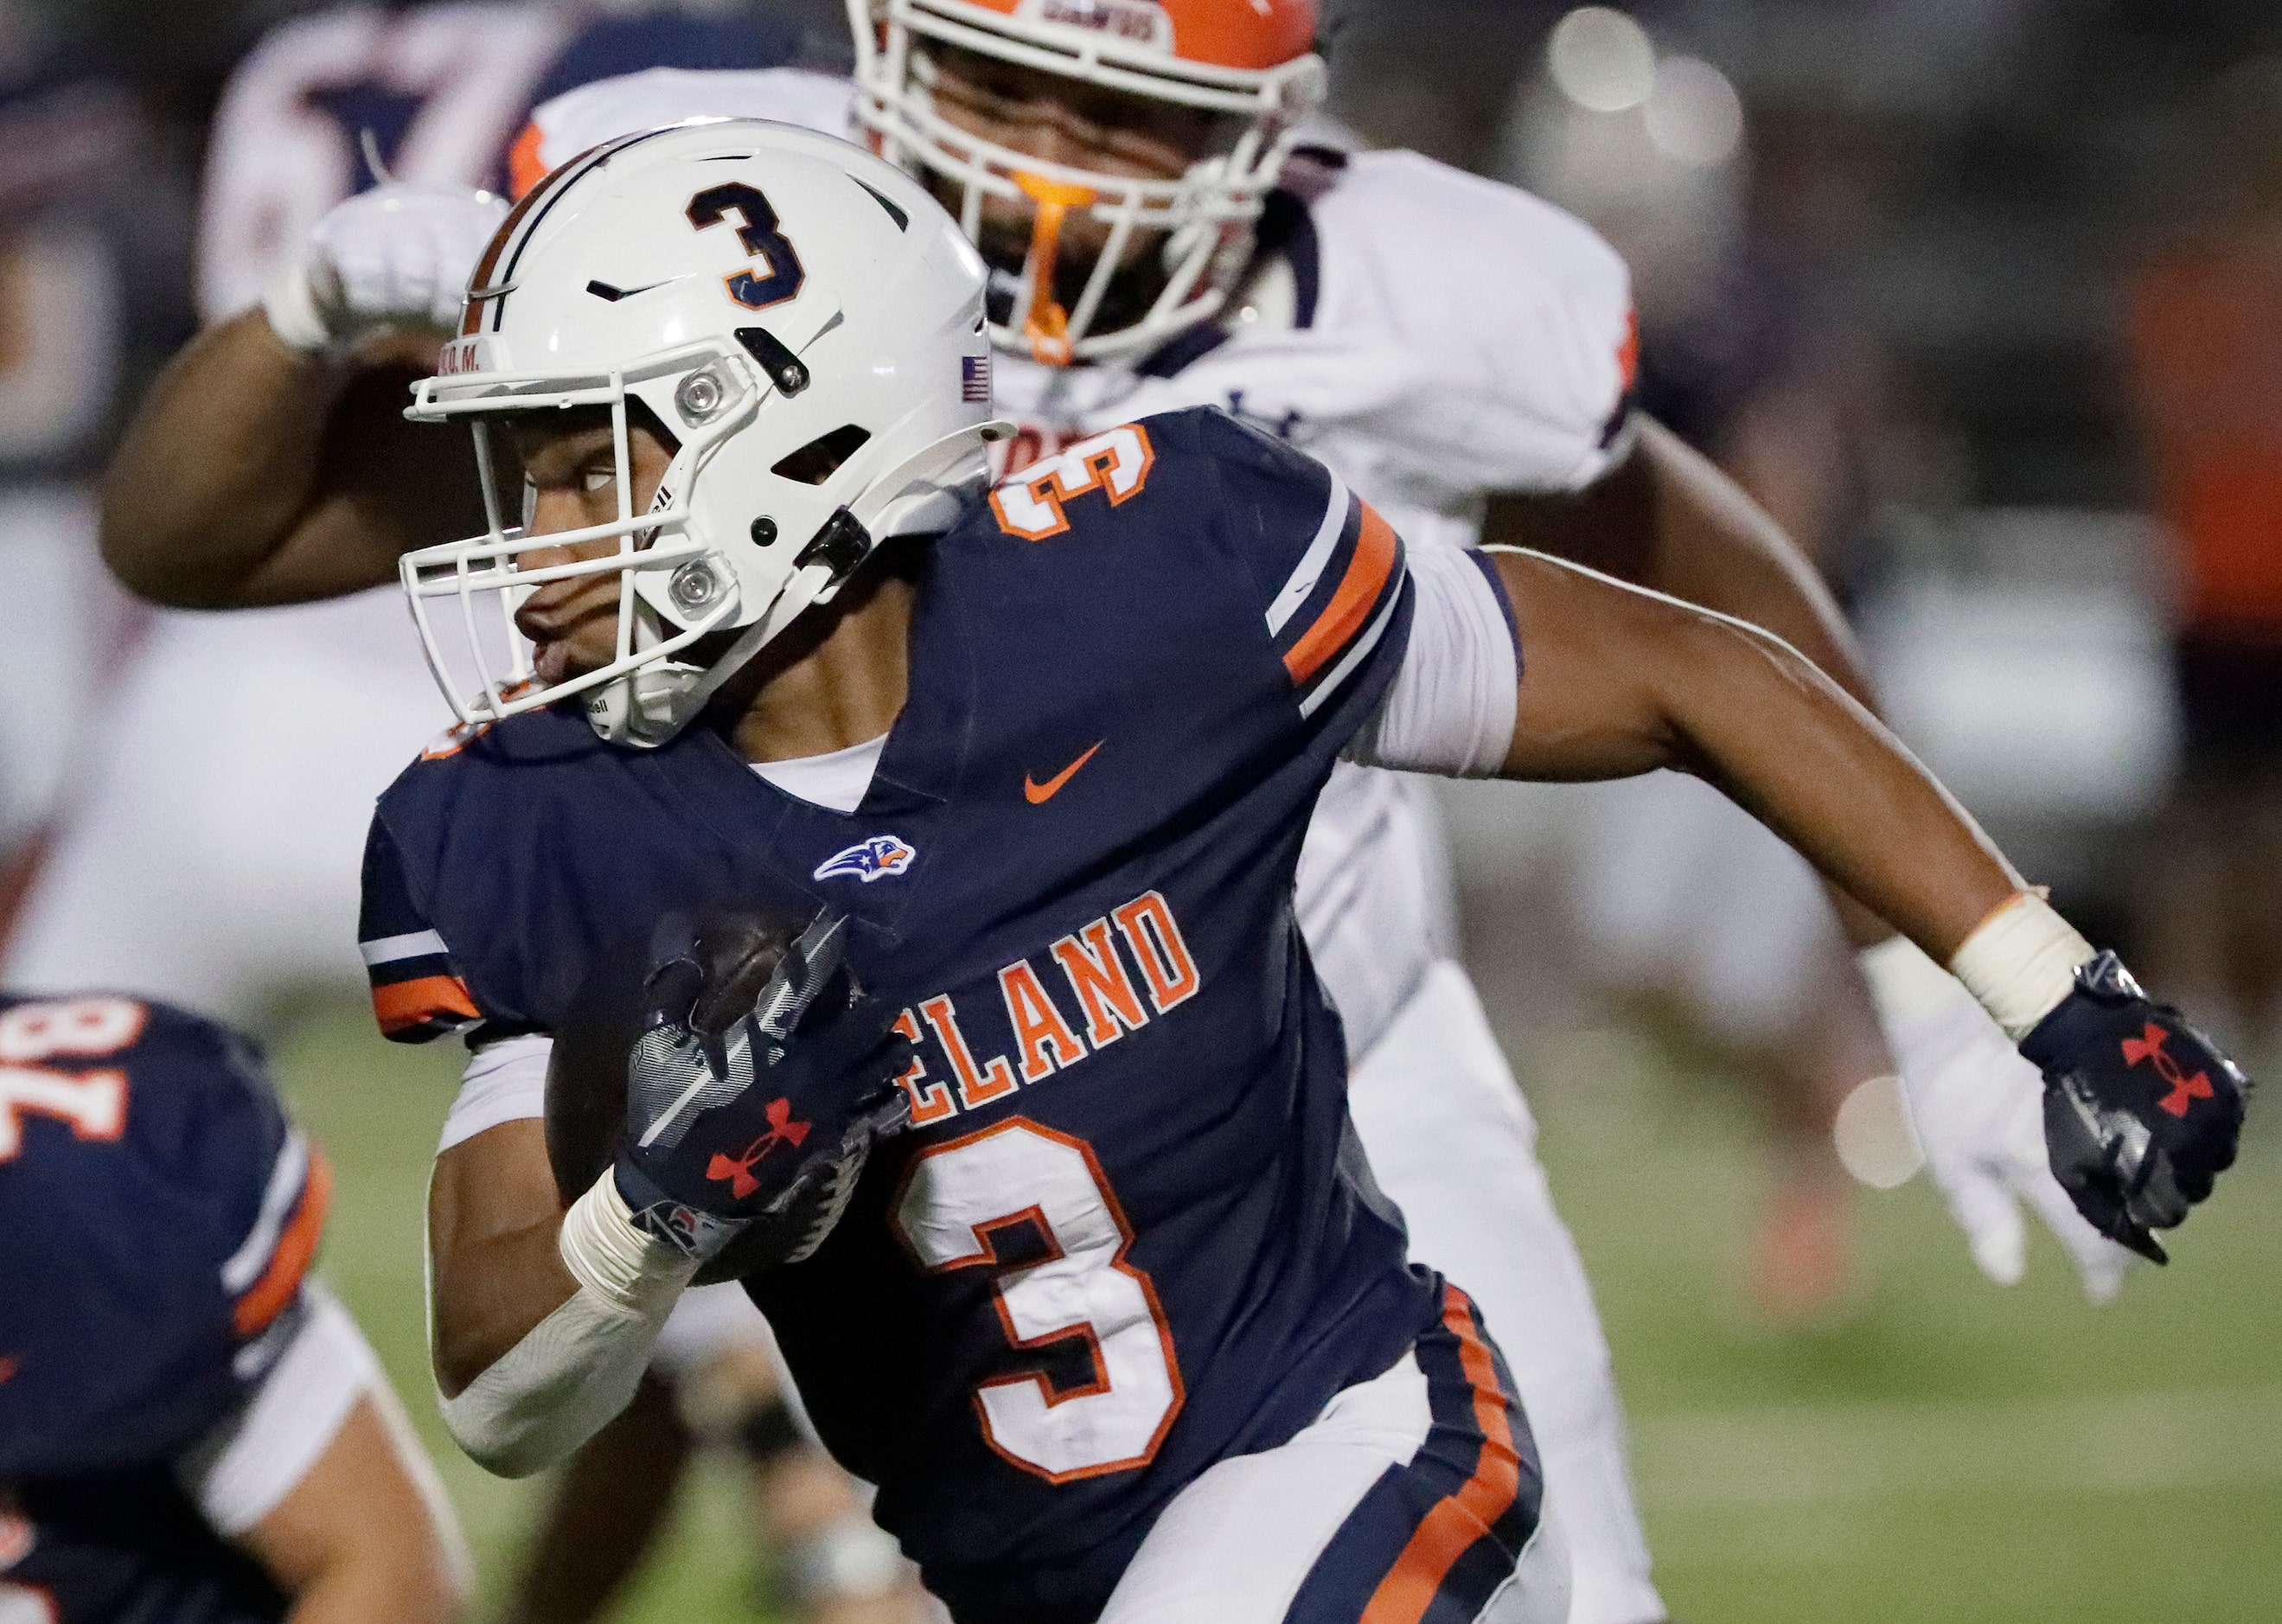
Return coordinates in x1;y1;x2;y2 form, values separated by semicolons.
2122;1022;2214;1117
1224;389;1304;442
706;1097;812;1199
815;835;916;884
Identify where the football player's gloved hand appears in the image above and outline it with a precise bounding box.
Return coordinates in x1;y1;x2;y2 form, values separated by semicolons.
261;182;507;354
611;911;912;1276
1861;937;2134;1301
2019;951;2248;1264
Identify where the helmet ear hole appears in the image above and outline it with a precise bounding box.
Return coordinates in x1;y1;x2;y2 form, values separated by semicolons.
771;425;873;484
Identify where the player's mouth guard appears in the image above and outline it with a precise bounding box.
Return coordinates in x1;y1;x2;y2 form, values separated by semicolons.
1014;172;1095;367
860;45;1320;364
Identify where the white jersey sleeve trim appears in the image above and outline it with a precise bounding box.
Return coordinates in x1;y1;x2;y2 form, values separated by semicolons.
1266;470;1354;636
1299;572;1409;721
439;1033;555;1153
1344;547;1518;777
221;1129;310;1295
176;1283;379;1536
361;929;448;967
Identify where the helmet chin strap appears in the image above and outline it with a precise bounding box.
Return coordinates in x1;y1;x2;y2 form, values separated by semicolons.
591;419;1015;750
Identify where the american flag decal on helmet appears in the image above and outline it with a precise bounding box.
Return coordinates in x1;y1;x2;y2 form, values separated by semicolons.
962;354;991;403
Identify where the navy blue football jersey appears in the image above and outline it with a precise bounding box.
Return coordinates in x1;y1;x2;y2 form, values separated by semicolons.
0;994;328;1624
361;406;1427;1621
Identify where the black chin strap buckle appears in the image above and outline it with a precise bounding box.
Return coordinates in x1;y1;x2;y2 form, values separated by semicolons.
794;508;871;581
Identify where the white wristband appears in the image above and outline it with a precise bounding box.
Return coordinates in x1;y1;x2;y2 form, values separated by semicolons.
1946;893;2095;1043
559;1170;696;1314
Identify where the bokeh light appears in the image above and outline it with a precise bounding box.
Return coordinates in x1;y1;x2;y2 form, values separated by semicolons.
1643;54;1745;166
1547;6;1656;113
1833;1074;1927;1189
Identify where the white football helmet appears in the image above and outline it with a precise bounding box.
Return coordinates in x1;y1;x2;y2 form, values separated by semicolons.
846;0;1326;366
401;118;1010;747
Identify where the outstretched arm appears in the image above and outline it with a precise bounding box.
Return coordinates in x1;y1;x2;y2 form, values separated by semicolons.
1491;422;2145;1296
1487;416;1889;943
1473;548;2246;1259
1487;547;2010;956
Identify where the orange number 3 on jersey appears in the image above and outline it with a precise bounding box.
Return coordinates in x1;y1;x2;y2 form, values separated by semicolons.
990;425;1156;541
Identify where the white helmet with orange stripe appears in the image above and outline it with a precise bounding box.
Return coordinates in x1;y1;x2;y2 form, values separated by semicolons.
399;118;1011;749
847;0;1326;366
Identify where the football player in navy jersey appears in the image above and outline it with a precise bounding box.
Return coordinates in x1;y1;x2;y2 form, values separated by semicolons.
0;992;467;1624
331;121;2236;1624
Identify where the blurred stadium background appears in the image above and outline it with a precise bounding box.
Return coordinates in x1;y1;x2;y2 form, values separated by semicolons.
3;0;2281;1619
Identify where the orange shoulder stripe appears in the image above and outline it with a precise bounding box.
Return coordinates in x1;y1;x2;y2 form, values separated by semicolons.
1359;1285;1525;1624
233;1148;333;1338
1283;502;1400;687
373;974;480;1035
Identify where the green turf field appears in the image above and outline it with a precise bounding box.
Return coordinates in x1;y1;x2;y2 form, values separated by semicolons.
270;995;2282;1624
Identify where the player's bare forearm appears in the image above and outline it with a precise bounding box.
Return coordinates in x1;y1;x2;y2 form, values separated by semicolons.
427;1120;579;1397
1491;549;2021;959
99;312;479;609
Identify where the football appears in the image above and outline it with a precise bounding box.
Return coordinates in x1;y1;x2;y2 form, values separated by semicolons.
544;905;816;1287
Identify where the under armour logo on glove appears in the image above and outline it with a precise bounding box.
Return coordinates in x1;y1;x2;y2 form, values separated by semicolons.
610;908;913;1279
706;1098;812;1199
2120;1024;2215;1118
2020;952;2250;1263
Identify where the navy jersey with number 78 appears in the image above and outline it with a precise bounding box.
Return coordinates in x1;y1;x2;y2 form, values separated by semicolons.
361;406;1435;1621
0;994;329;1624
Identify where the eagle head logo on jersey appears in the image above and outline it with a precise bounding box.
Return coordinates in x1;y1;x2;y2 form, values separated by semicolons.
814;835;917;884
847;0;1325;366
399;119;1013;751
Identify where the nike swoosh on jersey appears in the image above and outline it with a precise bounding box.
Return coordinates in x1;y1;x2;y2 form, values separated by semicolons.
1024;741;1103;804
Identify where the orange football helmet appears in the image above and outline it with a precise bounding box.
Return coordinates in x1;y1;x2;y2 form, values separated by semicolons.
847;0;1326;366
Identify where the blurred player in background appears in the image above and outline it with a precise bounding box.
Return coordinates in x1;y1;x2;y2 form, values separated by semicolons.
0;30;174;937
6;0;815;1030
0;990;467;1623
1;5;921;1622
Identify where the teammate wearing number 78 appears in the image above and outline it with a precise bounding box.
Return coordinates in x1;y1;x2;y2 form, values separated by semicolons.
367;122;2244;1622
